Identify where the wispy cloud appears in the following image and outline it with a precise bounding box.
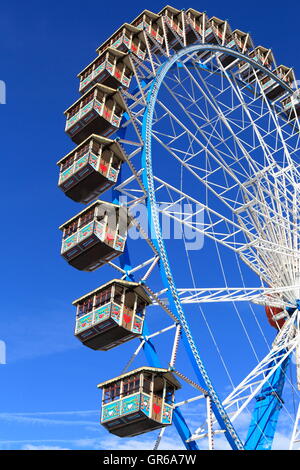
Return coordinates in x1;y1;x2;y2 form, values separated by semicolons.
0;414;97;427
0;398;295;450
0;410;99;427
22;445;70;450
0;438;80;450
0;410;98;416
100;433;184;451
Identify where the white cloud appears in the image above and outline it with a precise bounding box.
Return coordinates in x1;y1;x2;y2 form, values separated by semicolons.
11;410;99;416
100;433;184;451
0;439;77;450
271;431;290;450
22;445;70;450
0;412;97;427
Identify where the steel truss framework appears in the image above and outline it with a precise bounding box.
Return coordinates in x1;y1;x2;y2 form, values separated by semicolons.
64;9;300;450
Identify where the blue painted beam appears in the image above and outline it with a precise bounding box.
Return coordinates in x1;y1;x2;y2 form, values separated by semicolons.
245;352;290;450
172;409;199;450
141;322;161;368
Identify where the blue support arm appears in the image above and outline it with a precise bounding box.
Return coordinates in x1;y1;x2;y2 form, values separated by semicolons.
245;352;290;450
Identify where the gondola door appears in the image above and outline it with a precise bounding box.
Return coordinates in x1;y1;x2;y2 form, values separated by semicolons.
151;394;163;422
122;305;133;330
122;290;134;330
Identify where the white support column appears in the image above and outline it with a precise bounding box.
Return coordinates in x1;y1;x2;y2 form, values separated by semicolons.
154;427;166;450
170;323;181;368
142;30;156;76
128;55;147;105
122;354;146;384
206;395;214;450
101;387;105;422
149;373;155;420
181;11;187;48
141;256;160;281
161;18;170;57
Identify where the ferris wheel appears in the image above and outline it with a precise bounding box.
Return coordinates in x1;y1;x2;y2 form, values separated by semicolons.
57;6;300;450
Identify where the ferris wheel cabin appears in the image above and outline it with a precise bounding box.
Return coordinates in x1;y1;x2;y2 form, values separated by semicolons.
131;9;164;51
96;23;146;61
185;9;206;45
260;65;295;101
238;46;275;83
198;15;231;61
59;200;129;271
219;29;254;68
208;17;232;46
73;279;151;350
281;90;300;120
78;48;133;95
98;367;181;437
57;135;125;204
158;6;185;51
64;84;127;145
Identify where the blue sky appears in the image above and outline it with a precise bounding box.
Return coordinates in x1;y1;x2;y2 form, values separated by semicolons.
0;0;299;450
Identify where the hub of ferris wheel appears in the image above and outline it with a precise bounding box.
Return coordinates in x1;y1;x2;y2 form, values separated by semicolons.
56;6;300;450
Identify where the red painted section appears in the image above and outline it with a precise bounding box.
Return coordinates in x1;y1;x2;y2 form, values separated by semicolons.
106;233;114;241
265;305;286;329
153;404;161;414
